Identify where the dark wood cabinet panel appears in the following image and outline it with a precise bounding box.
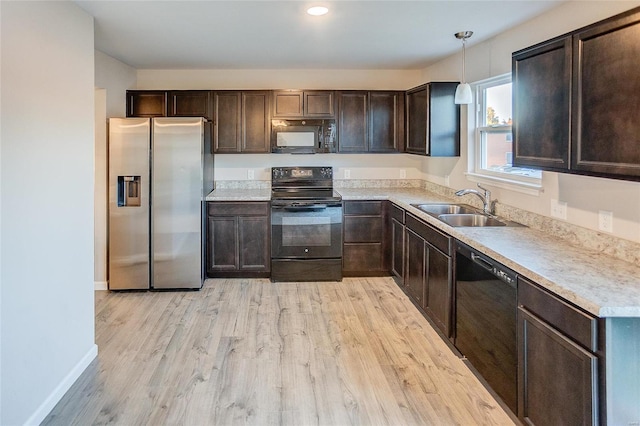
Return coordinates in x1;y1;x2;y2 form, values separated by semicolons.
304;91;335;117
126;90;167;117
389;204;405;283
342;201;387;276
168;90;213;120
518;307;598;425
338;92;368;152
206;202;270;277
214;92;242;153
273;90;334;118
273;91;303;117
512;7;640;181
406;83;459;156
207;216;239;271
405;228;425;307
369;92;404;152
242;91;270;153
572;10;640;178
215;91;269;153
513;37;571;171
424;243;452;336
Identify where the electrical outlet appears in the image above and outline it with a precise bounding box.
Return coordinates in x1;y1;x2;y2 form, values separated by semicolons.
598;210;613;233
444;175;450;187
247;169;254;180
550;199;567;220
344;169;351;179
399;169;407;179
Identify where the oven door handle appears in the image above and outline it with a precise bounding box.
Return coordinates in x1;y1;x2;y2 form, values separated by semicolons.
276;204;329;211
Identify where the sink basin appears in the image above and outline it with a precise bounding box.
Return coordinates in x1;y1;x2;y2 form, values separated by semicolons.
412;203;477;216
438;213;506;227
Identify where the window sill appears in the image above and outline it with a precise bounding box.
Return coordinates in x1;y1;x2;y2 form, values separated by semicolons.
464;172;543;196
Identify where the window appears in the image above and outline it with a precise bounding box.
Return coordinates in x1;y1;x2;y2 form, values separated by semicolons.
469;74;541;192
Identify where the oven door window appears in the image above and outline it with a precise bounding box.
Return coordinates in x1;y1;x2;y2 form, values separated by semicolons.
272;205;342;259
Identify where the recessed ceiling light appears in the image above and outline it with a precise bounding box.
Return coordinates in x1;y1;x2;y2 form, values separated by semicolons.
307;6;328;16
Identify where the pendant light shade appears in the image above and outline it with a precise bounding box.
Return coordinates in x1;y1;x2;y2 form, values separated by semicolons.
454;31;473;105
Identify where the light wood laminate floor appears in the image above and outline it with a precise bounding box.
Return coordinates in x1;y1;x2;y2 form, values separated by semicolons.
43;277;515;425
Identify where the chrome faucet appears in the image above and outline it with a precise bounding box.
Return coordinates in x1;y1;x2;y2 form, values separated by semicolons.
455;184;493;215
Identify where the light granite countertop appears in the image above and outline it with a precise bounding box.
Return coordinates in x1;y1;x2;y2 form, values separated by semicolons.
206;186;640;318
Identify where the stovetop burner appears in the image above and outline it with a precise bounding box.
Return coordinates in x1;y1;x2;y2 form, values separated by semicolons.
271;167;342;203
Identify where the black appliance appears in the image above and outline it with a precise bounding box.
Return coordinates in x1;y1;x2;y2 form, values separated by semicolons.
454;241;518;414
270;166;342;281
271;119;337;154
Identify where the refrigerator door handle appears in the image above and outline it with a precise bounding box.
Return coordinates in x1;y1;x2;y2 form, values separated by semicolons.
117;175;141;207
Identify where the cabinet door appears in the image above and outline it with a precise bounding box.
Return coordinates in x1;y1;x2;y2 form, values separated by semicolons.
207;216;239;272
405;229;425;307
572;11;640;178
214;92;242;152
406;87;428;155
242;91;270;153
304;91;335;117
370;92;404;152
513;37;571;171
238;216;270;272
391;218;404;281
518;307;598;425
168;91;213;120
338;92;368;152
273;91;303;117
428;82;460;157
424;244;452;337
126;91;167;117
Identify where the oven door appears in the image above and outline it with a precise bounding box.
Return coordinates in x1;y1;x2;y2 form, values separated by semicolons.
271;202;342;259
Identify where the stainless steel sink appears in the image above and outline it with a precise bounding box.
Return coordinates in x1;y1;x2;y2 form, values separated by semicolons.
438;213;507;227
411;203;477;216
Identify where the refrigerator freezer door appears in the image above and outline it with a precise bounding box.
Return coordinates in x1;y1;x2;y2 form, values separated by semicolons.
152;117;204;289
108;118;150;290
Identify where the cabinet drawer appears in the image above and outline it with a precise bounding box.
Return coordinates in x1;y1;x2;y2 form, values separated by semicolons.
406;213;451;255
207;202;269;217
389;203;405;224
344;201;383;216
518;276;598;351
344;216;382;243
343;243;383;272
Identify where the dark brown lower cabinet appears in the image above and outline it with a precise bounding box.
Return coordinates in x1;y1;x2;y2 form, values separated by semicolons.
342;201;388;276
206;202;270;277
518;276;602;425
389;203;405;285
404;213;453;337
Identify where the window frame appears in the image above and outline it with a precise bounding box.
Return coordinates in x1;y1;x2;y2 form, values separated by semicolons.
466;74;543;195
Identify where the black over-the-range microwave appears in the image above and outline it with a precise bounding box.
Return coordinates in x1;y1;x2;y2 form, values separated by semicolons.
271;119;337;154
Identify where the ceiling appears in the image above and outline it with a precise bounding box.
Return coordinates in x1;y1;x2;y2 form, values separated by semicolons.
75;1;565;70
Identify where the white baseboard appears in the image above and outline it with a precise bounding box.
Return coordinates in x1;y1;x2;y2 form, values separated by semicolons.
94;281;108;290
24;344;98;426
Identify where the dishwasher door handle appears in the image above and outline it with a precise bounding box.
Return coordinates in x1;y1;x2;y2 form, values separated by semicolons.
471;252;494;272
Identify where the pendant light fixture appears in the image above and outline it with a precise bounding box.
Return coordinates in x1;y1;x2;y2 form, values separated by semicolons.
454;31;473;104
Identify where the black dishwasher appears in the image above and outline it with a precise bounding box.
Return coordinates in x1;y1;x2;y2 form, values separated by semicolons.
454;241;517;414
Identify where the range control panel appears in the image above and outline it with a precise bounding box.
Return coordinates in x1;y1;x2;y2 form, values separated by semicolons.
272;167;333;182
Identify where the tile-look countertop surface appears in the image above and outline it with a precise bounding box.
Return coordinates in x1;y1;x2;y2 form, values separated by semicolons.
206;186;640;318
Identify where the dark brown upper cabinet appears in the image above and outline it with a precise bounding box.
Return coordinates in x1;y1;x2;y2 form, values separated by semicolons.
214;91;270;153
126;90;167;117
272;90;335;118
512;37;571;172
513;6;640;181
571;9;640;179
337;91;405;153
168;90;213;121
405;82;460;156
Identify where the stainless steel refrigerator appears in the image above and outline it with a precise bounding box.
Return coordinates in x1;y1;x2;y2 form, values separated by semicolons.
108;117;213;290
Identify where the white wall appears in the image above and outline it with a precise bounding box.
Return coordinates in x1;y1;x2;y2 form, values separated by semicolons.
137;69;422;91
0;2;97;424
420;0;640;244
94;52;136;288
